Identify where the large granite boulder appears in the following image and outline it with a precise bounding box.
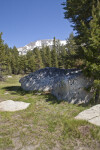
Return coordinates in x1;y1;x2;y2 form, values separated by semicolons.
52;74;93;104
19;67;68;91
19;67;93;104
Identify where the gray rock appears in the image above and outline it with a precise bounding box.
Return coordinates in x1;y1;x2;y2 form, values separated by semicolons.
52;74;93;104
75;105;100;126
0;100;30;112
7;75;12;78
19;67;93;104
19;67;68;92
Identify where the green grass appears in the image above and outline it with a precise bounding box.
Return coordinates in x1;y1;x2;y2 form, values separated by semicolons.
0;75;100;150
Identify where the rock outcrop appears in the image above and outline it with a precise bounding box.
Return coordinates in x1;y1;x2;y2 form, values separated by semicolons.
19;67;68;92
75;105;100;126
0;100;30;112
52;74;93;104
19;67;93;104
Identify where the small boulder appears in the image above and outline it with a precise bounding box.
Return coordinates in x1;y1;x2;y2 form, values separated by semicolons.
0;100;30;112
7;75;12;78
75;105;100;126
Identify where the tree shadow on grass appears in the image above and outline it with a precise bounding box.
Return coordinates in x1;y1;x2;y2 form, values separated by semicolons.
2;86;35;96
3;86;63;104
44;93;63;104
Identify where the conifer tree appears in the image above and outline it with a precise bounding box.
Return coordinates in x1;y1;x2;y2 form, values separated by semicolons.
19;55;28;74
4;44;12;74
51;37;58;68
40;46;47;67
11;46;19;74
82;1;100;102
27;51;36;72
63;0;100;102
45;46;52;67
60;46;67;69
56;39;61;55
33;48;43;70
0;32;6;75
65;32;79;68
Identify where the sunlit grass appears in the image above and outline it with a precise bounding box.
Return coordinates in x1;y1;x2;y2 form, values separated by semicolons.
0;75;100;150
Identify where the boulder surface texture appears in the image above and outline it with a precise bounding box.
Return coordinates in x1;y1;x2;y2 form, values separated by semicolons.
19;67;93;104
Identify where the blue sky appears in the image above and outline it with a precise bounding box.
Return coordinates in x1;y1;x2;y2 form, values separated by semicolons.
0;0;73;48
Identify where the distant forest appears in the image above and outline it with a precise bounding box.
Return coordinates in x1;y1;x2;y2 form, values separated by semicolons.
0;33;79;75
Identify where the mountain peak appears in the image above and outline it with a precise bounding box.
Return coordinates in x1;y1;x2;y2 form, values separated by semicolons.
18;39;66;55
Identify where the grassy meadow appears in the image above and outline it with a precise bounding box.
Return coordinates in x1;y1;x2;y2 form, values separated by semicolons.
0;75;100;150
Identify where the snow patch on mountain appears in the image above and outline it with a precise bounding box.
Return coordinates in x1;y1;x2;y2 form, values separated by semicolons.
18;39;66;55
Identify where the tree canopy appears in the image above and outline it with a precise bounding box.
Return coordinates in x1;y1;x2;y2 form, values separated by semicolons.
63;0;100;102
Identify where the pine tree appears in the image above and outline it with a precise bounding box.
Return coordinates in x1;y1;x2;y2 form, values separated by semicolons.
51;37;58;68
40;46;46;67
82;1;100;102
4;44;12;74
18;55;28;74
60;46;67;69
45;46;52;67
11;46;19;74
62;0;98;58
0;32;6;75
33;48;43;70
65;32;79;68
63;0;100;102
56;39;61;54
27;51;36;72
